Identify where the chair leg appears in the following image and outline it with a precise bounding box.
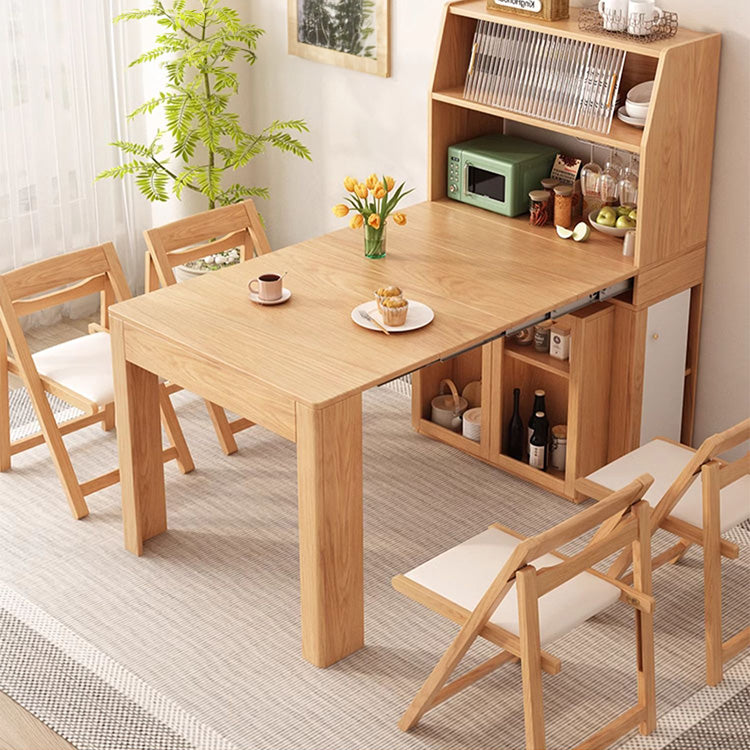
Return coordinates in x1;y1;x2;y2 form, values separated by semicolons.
0;338;9;472
702;463;723;686
100;403;115;432
517;566;546;750
205;400;238;455
158;387;195;474
33;394;89;519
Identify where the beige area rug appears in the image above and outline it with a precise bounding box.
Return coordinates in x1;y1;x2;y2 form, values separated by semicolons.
1;386;748;750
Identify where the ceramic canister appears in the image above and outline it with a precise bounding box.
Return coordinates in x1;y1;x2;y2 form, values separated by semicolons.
462;407;482;442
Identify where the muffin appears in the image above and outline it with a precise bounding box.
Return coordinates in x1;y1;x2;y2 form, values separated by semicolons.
381;296;408;326
375;285;402;312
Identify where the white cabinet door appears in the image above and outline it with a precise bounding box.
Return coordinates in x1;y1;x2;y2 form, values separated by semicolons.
640;289;691;445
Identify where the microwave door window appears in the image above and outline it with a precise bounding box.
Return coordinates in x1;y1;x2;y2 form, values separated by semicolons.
467;166;506;203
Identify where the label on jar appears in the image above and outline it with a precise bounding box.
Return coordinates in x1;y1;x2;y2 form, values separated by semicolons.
529;444;545;469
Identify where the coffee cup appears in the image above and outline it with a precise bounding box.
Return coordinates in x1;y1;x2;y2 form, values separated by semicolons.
248;273;283;302
627;0;663;35
598;0;628;31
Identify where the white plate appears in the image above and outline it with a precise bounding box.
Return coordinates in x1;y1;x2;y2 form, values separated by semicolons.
249;288;291;305
351;300;434;333
617;105;646;129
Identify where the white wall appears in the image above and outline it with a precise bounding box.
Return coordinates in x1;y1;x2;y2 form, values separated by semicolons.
238;1;748;449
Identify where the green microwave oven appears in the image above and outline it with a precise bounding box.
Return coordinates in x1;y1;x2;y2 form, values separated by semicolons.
447;134;557;217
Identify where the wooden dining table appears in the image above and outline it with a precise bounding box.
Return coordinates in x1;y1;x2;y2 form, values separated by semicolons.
109;199;635;667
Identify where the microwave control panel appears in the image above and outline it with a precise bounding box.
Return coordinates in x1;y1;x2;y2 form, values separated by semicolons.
448;155;460;196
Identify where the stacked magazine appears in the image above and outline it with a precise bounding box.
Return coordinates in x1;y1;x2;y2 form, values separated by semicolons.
463;21;626;134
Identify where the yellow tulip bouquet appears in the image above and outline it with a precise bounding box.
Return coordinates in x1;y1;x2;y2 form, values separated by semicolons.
332;173;412;258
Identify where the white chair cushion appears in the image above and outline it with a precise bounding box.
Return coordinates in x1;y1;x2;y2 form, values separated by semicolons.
404;527;620;646
32;332;114;407
586;439;750;533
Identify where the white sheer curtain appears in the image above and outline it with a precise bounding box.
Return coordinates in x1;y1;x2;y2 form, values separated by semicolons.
0;0;143;298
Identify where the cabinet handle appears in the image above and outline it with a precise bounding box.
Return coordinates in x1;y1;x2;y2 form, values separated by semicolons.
652;333;660;341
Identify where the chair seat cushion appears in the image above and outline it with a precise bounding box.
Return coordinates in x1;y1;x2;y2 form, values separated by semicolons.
32;332;114;407
586;440;750;533
403;527;620;646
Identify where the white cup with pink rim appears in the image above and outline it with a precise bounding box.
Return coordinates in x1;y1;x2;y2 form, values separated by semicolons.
627;0;664;35
598;0;628;31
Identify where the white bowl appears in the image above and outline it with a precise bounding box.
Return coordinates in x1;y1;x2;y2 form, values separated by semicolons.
588;210;632;238
627;80;654;104
625;99;650;120
625;80;653;119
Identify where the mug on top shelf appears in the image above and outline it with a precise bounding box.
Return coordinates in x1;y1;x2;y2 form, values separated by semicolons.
627;0;664;35
598;0;628;31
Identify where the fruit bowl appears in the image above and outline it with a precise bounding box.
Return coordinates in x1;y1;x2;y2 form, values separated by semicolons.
588;210;631;238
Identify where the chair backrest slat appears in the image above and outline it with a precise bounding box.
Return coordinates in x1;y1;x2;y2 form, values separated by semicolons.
151;203;252;252
524;474;653;563
535;517;638;597
652;418;750;528
163;229;247;269
12;275;106;318
2;246;110;301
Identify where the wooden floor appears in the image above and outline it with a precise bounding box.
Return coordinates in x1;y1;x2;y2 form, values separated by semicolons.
0;693;76;750
3;318;89;750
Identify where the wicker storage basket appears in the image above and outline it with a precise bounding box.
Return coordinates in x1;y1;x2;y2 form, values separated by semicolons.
486;0;570;22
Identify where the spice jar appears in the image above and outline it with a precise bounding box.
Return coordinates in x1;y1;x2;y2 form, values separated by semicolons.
541;178;559;224
550;425;567;471
549;324;571;360
534;320;552;353
515;326;534;346
529;190;551;227
553;185;574;229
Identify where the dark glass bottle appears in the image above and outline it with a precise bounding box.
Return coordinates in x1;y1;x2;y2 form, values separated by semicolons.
529;414;548;470
527;389;547;442
507;388;524;460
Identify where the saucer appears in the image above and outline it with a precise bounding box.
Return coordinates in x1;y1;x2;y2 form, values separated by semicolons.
249;288;291;305
617;106;646;129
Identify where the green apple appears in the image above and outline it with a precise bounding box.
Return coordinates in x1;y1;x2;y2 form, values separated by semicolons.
628;208;638;222
616;214;637;229
596;207;617;227
616;205;632;217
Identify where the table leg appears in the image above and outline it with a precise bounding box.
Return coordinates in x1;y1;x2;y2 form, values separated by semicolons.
296;393;364;667
112;318;166;556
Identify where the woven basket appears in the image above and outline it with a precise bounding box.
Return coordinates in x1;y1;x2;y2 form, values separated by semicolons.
486;0;570;22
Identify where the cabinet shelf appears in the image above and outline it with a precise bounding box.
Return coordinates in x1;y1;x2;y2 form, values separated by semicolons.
504;340;570;378
495;453;566;495
432;87;642;154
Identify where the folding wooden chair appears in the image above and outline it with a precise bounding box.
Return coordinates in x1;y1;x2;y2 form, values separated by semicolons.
0;242;194;520
393;475;656;750
578;419;750;685
144;199;271;455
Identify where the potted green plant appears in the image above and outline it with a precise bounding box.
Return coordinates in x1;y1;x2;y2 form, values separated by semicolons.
98;0;311;280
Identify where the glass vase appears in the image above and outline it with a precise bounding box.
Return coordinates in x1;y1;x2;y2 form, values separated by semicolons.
364;223;386;259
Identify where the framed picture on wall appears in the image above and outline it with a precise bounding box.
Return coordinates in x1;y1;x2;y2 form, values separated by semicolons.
287;0;391;78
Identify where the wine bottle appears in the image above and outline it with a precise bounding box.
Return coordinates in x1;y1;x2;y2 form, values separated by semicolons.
529;414;548;470
507;388;524;460
527;389;547;442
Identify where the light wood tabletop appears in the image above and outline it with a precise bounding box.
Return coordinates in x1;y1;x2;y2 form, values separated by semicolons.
110;199;635;668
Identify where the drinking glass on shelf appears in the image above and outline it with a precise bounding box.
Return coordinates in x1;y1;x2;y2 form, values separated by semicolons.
581;143;602;197
599;149;621;206
617;155;639;207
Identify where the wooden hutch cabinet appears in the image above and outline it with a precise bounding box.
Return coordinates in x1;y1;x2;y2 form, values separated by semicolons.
412;1;720;501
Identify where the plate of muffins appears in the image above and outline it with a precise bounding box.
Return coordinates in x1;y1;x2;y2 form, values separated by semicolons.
351;285;434;333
